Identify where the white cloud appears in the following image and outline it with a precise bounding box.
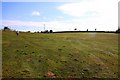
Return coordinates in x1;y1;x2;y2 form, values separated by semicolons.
57;0;118;17
32;11;40;16
56;0;119;31
57;2;92;17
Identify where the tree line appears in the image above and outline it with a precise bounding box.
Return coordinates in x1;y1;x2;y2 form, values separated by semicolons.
3;26;120;33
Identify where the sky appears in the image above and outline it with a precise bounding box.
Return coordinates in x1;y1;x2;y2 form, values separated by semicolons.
1;0;120;32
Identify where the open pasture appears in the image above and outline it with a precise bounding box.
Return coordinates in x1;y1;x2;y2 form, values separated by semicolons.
2;31;119;78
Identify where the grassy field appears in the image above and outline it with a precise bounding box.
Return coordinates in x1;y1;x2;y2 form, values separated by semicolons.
2;30;119;78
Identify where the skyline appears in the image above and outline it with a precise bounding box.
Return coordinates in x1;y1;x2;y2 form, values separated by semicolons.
1;0;119;32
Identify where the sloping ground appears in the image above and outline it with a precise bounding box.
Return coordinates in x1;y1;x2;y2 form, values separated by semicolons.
2;31;118;78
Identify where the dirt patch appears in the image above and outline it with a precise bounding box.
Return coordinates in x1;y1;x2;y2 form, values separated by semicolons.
45;71;56;78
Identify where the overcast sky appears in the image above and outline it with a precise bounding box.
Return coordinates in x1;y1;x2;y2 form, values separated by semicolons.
1;0;119;32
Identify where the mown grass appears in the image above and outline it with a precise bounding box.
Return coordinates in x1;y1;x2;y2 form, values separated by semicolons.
2;30;119;78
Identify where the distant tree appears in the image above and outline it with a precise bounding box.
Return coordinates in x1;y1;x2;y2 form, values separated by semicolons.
45;30;48;33
74;28;77;31
41;30;48;33
116;28;120;33
50;30;53;33
4;27;10;31
27;31;31;33
95;28;97;31
87;29;88;31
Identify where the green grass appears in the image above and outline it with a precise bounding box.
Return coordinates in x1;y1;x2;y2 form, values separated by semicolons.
2;31;119;78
